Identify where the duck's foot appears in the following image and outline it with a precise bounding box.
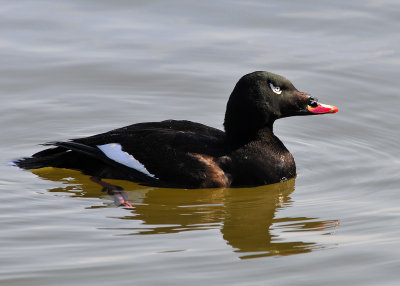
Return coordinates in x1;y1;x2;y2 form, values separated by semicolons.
90;177;133;207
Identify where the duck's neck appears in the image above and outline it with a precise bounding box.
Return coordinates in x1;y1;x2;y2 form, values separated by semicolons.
224;119;276;146
223;92;277;145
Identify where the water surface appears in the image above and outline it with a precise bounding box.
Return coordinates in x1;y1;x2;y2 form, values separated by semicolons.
1;0;400;285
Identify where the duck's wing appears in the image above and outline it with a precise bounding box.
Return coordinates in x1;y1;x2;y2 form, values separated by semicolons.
73;120;227;186
16;120;227;187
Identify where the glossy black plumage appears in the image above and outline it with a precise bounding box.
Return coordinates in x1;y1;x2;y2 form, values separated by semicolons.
16;71;337;188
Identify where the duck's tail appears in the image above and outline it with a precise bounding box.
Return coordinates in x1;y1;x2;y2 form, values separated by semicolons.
13;146;74;170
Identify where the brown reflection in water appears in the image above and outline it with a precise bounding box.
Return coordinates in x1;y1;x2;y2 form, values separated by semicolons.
31;168;338;259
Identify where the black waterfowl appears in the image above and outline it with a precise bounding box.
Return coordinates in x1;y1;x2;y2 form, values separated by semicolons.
16;71;337;205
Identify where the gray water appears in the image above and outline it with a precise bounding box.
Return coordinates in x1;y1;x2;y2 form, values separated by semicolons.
1;0;400;285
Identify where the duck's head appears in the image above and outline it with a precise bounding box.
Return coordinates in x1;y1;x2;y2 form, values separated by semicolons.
224;71;338;141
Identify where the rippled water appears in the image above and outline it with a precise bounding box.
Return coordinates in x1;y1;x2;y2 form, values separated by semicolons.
1;0;400;285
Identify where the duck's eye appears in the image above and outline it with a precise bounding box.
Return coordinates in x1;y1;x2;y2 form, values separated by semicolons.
269;82;282;95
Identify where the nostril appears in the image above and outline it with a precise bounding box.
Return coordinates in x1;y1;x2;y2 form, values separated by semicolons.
308;97;319;107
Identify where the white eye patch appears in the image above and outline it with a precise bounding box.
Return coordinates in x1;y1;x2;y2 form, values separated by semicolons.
269;82;282;95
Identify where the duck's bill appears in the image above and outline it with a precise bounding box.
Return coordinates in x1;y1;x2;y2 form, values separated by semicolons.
307;103;338;114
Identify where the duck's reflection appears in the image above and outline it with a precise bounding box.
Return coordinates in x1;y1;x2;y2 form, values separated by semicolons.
32;168;338;259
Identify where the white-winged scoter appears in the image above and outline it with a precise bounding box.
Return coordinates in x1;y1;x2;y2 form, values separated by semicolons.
15;71;338;206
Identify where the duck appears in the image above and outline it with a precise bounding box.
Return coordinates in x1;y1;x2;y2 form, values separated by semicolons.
15;71;337;206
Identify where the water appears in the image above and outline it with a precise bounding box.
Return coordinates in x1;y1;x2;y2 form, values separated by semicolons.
1;0;400;285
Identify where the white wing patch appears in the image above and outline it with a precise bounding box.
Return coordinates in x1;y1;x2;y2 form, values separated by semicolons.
97;143;156;178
